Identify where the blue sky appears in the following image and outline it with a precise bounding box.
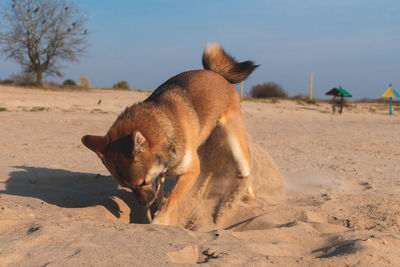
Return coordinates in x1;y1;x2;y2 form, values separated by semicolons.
0;0;399;98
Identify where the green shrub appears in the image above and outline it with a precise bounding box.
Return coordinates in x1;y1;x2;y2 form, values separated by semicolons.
292;94;318;105
250;82;288;98
30;106;48;112
0;79;14;85
112;80;131;90
8;73;35;86
293;94;308;101
63;79;77;86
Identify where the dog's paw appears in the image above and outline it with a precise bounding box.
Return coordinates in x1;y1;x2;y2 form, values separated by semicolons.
152;213;170;225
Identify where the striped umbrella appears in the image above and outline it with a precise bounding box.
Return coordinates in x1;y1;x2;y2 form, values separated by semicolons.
381;84;399;116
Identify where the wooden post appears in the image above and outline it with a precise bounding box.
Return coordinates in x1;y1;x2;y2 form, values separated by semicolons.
339;95;344;114
309;72;313;100
240;81;243;100
332;95;336;113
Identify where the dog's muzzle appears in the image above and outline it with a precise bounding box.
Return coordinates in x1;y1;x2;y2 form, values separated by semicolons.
132;176;164;207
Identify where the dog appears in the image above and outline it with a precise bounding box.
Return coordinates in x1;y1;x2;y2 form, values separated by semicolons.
81;43;258;225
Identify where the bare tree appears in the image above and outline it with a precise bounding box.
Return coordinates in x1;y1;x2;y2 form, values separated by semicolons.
0;0;88;85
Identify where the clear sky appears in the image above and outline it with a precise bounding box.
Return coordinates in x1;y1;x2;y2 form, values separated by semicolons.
0;0;399;99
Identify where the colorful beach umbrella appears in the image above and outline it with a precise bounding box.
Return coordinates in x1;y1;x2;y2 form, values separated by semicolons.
381;85;399;116
326;87;352;97
326;86;352;114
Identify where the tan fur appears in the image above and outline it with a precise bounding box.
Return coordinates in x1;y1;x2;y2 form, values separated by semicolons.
202;43;258;84
82;43;258;225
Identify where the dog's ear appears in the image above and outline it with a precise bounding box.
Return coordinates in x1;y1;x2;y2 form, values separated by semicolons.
132;131;147;153
81;135;109;158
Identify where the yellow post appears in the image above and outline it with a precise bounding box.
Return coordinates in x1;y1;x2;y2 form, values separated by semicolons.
240;81;243;99
309;72;313;100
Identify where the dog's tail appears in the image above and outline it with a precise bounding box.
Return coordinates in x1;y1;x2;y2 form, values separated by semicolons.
202;43;258;84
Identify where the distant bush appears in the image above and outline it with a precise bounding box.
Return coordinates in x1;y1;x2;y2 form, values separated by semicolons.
80;75;90;88
0;79;14;85
45;81;60;87
63;79;77;86
9;73;35;86
292;94;308;101
250;82;288;98
112;80;131;90
342;99;351;108
292;94;317;105
354;98;386;104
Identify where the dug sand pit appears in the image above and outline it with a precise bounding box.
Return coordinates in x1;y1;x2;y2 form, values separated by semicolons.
162;124;285;230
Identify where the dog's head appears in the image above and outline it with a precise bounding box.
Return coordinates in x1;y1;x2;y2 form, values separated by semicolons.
81;131;167;206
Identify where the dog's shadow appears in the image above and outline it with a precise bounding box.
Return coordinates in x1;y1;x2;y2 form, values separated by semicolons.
1;166;165;224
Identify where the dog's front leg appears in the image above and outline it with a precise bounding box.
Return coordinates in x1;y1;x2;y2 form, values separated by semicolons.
152;156;200;225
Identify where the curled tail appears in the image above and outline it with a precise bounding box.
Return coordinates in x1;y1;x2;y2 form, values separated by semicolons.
202;43;258;84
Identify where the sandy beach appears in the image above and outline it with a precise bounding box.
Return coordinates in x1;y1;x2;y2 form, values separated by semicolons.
1;85;400;266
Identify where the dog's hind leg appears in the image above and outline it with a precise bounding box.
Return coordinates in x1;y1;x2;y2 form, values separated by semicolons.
219;110;256;198
219;110;251;178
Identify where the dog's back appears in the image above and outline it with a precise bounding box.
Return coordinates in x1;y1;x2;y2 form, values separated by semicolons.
147;43;257;101
144;43;258;144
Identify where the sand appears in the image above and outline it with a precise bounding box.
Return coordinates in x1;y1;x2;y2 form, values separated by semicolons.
1;85;400;266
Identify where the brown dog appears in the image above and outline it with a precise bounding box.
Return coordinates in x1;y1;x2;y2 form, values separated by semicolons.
82;43;258;225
